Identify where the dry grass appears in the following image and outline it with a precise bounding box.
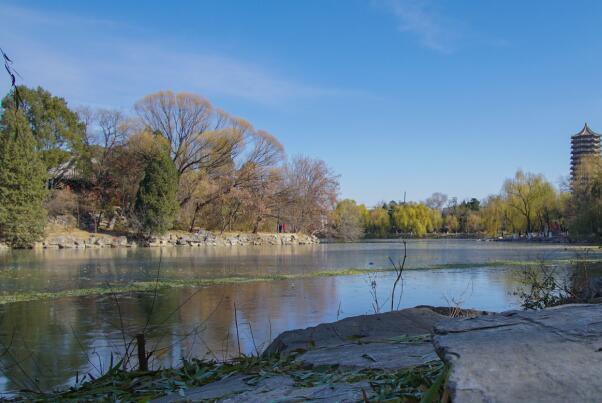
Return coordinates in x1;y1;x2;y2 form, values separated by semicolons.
44;224;123;240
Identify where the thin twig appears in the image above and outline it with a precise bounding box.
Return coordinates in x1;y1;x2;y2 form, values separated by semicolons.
234;302;241;357
390;240;407;311
142;249;164;335
247;322;260;357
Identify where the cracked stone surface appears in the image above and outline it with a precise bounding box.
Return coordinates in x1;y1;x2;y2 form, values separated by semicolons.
152;371;375;403
433;304;602;403
222;380;373;402
296;341;438;369
152;375;254;402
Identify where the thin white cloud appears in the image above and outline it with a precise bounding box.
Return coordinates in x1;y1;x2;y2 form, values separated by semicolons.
1;3;120;30
0;3;346;107
377;0;457;53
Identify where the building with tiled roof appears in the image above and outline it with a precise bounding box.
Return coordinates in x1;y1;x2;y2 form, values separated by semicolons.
570;123;601;181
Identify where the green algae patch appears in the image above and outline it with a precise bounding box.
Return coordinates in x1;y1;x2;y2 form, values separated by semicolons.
427;258;602;270
0;268;389;305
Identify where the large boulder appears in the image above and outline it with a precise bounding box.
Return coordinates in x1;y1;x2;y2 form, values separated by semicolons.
433;304;602;403
154;307;448;403
264;307;446;355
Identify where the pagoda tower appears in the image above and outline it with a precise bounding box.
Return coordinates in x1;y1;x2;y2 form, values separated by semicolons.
571;123;601;181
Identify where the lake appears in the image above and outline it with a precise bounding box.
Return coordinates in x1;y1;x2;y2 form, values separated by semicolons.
0;239;596;394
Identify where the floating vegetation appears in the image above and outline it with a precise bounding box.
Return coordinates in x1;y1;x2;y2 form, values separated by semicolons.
0;258;600;305
428;258;602;269
0;268;388;305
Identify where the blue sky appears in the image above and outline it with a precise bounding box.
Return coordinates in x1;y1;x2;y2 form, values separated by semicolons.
2;0;602;206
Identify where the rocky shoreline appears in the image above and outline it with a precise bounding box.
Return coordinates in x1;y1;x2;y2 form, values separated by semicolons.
153;304;602;402
0;230;320;249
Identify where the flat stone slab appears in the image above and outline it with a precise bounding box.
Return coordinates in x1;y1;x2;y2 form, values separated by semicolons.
152;375;254;402
264;307;446;355
222;380;373;403
297;341;438;370
433;304;602;403
153;375;373;402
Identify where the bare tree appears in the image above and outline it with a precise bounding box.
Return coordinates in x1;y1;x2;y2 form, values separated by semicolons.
182;130;285;231
134;91;243;175
425;192;448;210
245;168;288;233
282;156;339;234
78;109;138;230
95;109;131;150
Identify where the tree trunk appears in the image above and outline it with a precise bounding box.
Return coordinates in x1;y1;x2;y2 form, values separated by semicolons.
252;216;262;234
189;203;201;232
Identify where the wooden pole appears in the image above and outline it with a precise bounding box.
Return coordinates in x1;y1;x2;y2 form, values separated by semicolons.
136;333;148;371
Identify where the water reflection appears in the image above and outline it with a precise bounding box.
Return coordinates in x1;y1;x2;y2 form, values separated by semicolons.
0;240;591;293
0;240;595;394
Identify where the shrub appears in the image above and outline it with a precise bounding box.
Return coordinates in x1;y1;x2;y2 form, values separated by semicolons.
514;260;598;310
46;187;78;217
134;140;178;235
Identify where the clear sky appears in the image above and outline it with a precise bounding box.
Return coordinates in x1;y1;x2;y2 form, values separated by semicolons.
2;0;602;206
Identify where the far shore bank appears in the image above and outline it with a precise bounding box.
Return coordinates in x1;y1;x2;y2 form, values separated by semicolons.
0;227;320;250
324;234;594;246
1;227;598;249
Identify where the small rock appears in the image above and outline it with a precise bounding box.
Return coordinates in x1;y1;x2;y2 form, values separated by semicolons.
152;375;253;402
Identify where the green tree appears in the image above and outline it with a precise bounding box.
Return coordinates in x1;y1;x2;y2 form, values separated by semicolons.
358;204;370;229
0;111;48;247
331;199;365;241
1;86;85;185
444;214;459;233
134;140;179;235
465;212;483;233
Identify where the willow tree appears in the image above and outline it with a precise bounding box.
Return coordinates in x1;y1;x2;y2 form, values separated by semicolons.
502;170;557;234
480;195;507;236
392;203;438;237
0;111;48;247
367;207;391;238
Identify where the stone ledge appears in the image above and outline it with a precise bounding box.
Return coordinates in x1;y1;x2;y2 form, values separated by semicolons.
21;231;320;249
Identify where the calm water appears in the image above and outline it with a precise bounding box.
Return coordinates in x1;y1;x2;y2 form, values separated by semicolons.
0;240;595;393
